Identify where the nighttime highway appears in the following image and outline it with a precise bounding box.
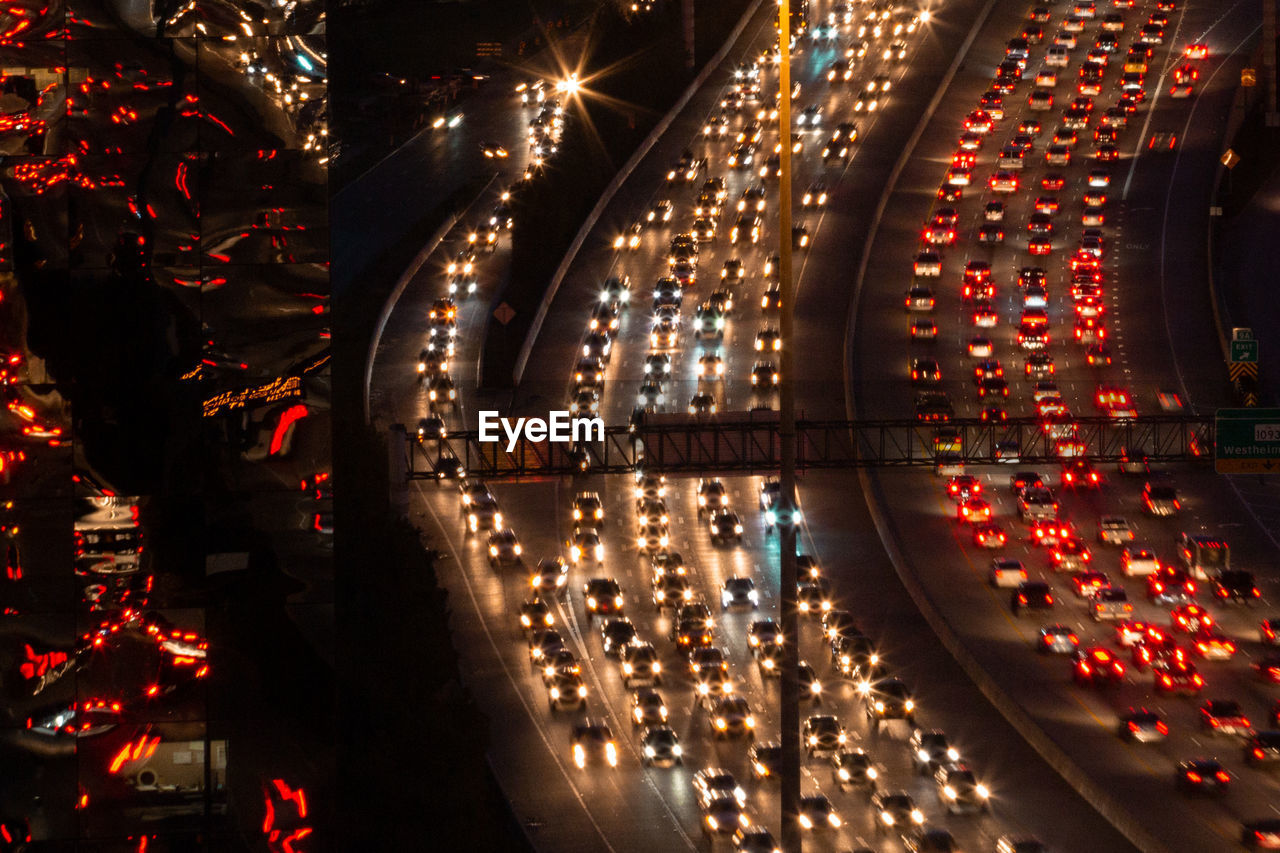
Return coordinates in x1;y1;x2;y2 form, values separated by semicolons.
355;0;1280;850
1;0;1275;847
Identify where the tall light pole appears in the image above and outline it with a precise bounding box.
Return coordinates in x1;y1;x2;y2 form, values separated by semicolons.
776;2;801;851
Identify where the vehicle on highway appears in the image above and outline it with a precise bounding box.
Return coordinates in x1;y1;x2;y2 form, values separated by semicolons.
871;790;925;834
571;720;618;769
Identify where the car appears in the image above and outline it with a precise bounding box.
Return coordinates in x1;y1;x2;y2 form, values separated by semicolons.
1201;699;1252;736
747;741;781;781
990;558;1027;588
548;669;588;711
1176;758;1230;794
701;796;750;836
708;694;756;739
631;688;668;727
830;632;883;680
732;828;779;853
708;509;743;544
1012;581;1054;615
1214;569;1261;603
801;182;828;207
802;714;847;758
1074;646;1125;685
720;576;758;610
911;319;938;340
904;828;960;852
996;837;1048;853
1118;707;1170;743
1092;588;1133;621
860;677;916;729
1071;570;1111;598
1097;516;1134;546
935;763;990;814
486;528;523;566
911;729;960;773
1244;731;1280;767
1049;537;1093;572
1039;624;1079;655
797;794;841;831
1172;603;1215;633
583;577;624;621
693;768;747;812
637;725;681;768
570;720;619;769
600;617;639;658
1188;627;1236;662
528;629;566;670
519;596;555;632
913;250;942;277
1154;658;1205;694
871;791;925;834
1122;545;1161;577
620;641;662;686
1061;459;1101;489
906;284;936;312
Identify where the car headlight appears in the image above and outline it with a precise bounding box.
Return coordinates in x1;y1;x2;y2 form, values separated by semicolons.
976;784;990;798
586;596;597;609
828;814;841;828
911;809;925;824
698;682;710;694
622;663;633;674
798;815;813;830
944;785;956;799
748;590;759;602
917;749;931;762
905;700;915;711
881;812;895;825
947;747;960;760
875;701;885;712
644;745;656;757
810;682;822;694
594;545;604;561
614;595;623;607
762;658;775;670
577;685;588;698
706;817;718;830
513;544;522;555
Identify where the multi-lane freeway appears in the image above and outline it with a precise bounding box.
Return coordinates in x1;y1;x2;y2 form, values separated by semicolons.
367;0;1275;850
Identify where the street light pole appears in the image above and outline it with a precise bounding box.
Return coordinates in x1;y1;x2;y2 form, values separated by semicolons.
776;4;801;852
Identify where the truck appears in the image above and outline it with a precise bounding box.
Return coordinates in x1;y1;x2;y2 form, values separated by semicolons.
1177;534;1230;581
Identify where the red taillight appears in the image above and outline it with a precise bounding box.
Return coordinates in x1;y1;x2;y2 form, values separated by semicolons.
1128;721;1139;731
1068;633;1078;643
1156;721;1169;734
1193;674;1204;686
1255;748;1266;760
1215;771;1230;783
1186;771;1202;783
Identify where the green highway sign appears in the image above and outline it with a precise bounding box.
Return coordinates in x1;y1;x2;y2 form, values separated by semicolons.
1216;408;1280;473
1230;339;1259;363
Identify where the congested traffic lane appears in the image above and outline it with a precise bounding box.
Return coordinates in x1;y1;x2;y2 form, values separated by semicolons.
850;0;1274;849
363;70;572;430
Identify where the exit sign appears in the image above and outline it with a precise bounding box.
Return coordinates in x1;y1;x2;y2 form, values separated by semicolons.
1231;340;1259;363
